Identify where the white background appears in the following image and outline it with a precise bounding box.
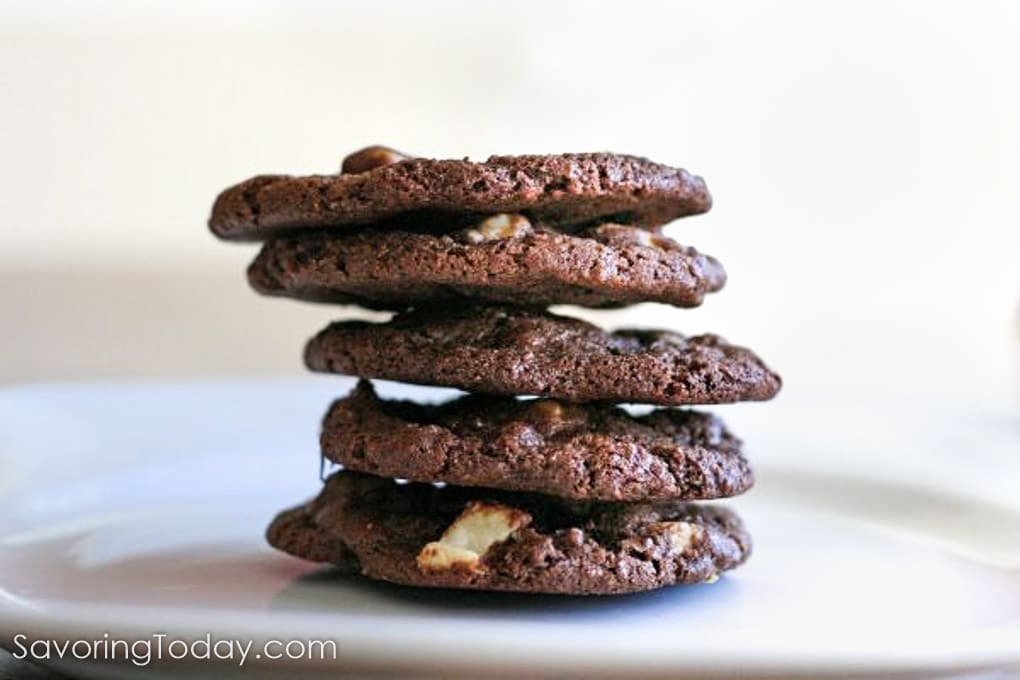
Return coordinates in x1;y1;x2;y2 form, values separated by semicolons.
0;0;1018;404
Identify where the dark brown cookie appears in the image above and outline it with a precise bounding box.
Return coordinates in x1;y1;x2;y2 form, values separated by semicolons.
304;306;781;405
248;218;725;310
210;151;711;241
266;471;751;595
322;381;752;501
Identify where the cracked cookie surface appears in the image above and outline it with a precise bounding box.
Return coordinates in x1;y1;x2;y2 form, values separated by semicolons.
321;381;753;501
267;471;751;595
248;221;725;310
304;305;782;405
210;152;711;240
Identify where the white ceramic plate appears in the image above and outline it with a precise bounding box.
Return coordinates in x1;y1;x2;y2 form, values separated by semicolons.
1;380;1018;679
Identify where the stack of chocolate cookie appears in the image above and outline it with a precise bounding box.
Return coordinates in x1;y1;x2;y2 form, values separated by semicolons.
210;146;781;595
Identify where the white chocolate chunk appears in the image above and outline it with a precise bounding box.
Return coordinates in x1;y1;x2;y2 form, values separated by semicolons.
632;229;656;247
417;501;531;572
654;520;701;553
463;214;533;243
594;223;672;250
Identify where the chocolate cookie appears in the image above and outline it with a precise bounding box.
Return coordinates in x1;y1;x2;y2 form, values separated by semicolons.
210;151;711;241
322;381;753;501
248;217;725;310
304;306;782;405
267;471;751;595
